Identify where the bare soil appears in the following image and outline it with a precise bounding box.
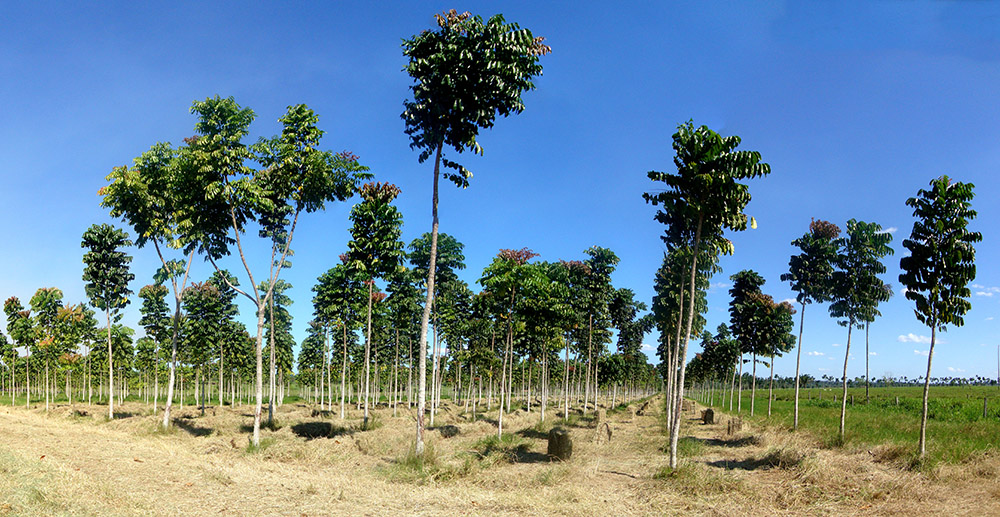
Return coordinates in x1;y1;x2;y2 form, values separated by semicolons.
0;397;997;516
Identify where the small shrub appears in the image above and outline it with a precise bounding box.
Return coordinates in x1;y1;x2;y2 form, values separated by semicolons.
245;436;276;454
360;414;382;432
473;433;529;465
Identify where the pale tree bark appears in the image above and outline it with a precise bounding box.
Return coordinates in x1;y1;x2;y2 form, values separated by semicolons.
793;302;806;430
415;142;443;456
668;215;702;470
918;320;937;459
839;323;854;440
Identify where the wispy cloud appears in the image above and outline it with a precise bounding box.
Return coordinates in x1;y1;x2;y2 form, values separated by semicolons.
899;287;910;296
817;368;830;372
914;349;929;357
869;352;877;356
947;367;966;373
807;351;825;356
880;226;898;234
974;286;1000;297
976;291;995;297
781;298;797;305
987;317;995;321
898;333;932;344
641;343;655;352
709;282;731;291
831;343;841;347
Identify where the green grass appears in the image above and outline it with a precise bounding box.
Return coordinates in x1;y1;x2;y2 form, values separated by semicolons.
693;385;1000;465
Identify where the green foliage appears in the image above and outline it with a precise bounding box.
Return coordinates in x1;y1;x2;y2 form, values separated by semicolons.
782;219;840;305
401;9;550;186
899;176;981;330
81;224;134;314
828;219;894;329
346;183;405;282
138;284;170;344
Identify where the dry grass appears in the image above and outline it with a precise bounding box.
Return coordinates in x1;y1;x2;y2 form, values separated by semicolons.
0;397;998;516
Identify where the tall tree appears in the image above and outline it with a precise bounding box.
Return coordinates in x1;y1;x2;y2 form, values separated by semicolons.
138;284;170;412
345;182;406;428
4;298;34;407
313;261;364;419
81;223;134;420
102;141;195;429
644;122;770;469
29;287;65;411
898;176;981;459
175;97;366;446
260;278;293;423
829;219;893;441
401;9;550;455
781;219;840;429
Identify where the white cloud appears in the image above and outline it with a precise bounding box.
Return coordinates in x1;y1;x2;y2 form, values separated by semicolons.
831;343;841;347
641;343;655;352
869;352;877;356
807;351;825;356
781;298;797;305
974;286;1000;297
817;368;830;372
899;287;910;296
710;282;731;291
947;367;966;373
987;317;995;321
914;349;929;357
881;227;898;234
898;333;932;344
976;291;994;297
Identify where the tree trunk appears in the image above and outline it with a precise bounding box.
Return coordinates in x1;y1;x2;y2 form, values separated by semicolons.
107;309;114;420
839;323;854;440
363;280;373;428
794;301;806;430
865;322;870;404
415;142;443;456
341;323;348;420
268;292;276;426
918;321;936;458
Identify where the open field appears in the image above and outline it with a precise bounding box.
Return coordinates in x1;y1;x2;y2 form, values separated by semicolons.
1;395;999;515
692;384;1000;464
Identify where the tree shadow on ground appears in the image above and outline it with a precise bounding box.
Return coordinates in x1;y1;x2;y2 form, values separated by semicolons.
514;448;551;464
696;435;761;448
516;427;548;440
430;425;460;438
290;421;353;440
173;417;214;437
111;411;139;419
706;456;778;471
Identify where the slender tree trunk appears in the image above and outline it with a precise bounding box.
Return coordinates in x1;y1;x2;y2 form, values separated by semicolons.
794;301;806;430
364;280;373;428
839;323;854;440
107;309;114;420
341;323;348;420
751;352;757;416
268;292;276;426
865;322;870;404
918;321;937;458
415;142;443;456
768;354;775;417
253;308;266;447
563;336;570;420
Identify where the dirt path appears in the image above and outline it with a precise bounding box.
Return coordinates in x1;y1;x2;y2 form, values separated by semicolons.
1;399;998;516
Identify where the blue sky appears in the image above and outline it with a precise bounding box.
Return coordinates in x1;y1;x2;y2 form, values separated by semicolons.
2;2;1000;381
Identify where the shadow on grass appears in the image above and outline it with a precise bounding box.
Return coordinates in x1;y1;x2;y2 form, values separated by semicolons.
514;449;551;463
290;421;353;440
697;435;762;448
173;417;214;437
516;427;549;440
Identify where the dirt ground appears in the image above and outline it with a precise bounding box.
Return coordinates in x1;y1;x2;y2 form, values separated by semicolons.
0;397;998;516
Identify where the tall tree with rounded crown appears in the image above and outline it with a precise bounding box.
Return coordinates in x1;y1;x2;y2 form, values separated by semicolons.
644;122;770;470
829;219;893;441
781;219;839;429
402;9;550;455
898;176;981;459
81;223;134;420
345;182;405;428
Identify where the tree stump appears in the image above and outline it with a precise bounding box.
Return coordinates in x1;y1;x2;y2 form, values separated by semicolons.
438;425;460;438
593;408;606;426
702;408;715;425
547;427;573;461
727;417;742;435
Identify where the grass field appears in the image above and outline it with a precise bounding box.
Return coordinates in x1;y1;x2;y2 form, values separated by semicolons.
691;384;1000;464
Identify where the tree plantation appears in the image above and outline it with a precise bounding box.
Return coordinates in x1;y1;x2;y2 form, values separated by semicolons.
3;6;1000;516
